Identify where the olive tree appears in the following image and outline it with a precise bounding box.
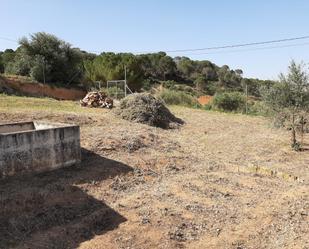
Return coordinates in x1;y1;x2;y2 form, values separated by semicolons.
262;61;309;150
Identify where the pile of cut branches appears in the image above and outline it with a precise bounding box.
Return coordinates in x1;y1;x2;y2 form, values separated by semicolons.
80;91;113;108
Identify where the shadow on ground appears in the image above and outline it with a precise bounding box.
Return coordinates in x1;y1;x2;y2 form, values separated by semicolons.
0;148;133;249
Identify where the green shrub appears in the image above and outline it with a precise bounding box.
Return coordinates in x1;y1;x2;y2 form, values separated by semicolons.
161;81;196;96
247;100;272;116
161;80;177;89
173;84;195;95
142;79;152;91
204;81;218;95
184;86;193;92
158;89;199;107
212;92;245;112
203;103;212;110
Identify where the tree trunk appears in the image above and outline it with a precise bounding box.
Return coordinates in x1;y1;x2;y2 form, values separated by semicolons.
291;113;297;148
291;127;296;146
300;115;304;146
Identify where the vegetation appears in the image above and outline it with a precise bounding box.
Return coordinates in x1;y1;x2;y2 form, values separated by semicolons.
84;52;144;90
0;49;15;74
3;33;85;86
158;89;199;107
1;92;308;248
241;78;274;97
261;61;309;150
0;32;274;95
102;86;126;99
4;32;308;151
212;92;246;112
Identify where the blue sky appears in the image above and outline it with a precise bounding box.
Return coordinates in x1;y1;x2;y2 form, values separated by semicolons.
1;0;309;79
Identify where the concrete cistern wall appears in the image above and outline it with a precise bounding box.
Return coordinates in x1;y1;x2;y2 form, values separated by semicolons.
0;121;81;178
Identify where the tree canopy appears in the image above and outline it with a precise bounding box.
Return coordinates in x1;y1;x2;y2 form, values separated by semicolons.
0;32;274;94
262;61;309;150
4;32;84;85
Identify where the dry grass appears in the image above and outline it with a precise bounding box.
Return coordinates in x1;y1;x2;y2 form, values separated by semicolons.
0;95;308;249
0;94;99;114
1;74;39;84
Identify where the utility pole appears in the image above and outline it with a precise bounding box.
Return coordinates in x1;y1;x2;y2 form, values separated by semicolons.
124;65;127;97
42;57;46;84
245;82;248;115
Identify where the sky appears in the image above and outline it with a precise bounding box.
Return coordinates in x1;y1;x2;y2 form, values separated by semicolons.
1;0;309;80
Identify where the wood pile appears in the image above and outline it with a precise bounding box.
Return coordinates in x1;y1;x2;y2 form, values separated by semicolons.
80;91;113;108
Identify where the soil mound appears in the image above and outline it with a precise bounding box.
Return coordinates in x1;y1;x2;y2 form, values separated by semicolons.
115;93;183;129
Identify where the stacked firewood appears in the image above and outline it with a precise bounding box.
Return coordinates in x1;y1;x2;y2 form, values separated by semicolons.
80;91;113;108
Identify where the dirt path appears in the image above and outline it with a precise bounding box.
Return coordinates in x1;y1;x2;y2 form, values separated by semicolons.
0;107;308;249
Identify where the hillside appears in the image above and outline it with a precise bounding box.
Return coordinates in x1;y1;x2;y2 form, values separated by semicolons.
0;95;308;249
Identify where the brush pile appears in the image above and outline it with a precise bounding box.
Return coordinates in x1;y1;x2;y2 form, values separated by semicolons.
115;93;184;129
80;91;113;108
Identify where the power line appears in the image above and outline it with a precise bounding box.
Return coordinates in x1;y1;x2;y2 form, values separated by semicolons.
136;35;309;54
60;35;309;55
2;34;309;56
0;36;18;43
184;42;309;56
165;35;309;53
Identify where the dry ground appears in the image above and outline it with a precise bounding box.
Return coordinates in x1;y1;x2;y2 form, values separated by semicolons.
0;95;308;249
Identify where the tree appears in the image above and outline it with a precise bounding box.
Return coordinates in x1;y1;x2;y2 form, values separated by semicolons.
235;69;243;76
202;66;217;81
84;52;144;90
0;49;16;73
0;52;4;73
194;75;207;91
118;53;144;90
158;55;176;80
9;32;83;85
176;57;196;80
139;52;176;81
0;32;252;94
5;49;32;76
2;49;15;66
241;78;275;97
262;61;309;150
217;66;242;91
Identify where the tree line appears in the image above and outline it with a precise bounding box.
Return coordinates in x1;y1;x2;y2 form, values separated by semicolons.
0;32;273;95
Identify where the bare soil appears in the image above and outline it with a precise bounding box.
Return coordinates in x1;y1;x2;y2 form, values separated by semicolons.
0;105;308;249
0;75;86;100
197;95;213;106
